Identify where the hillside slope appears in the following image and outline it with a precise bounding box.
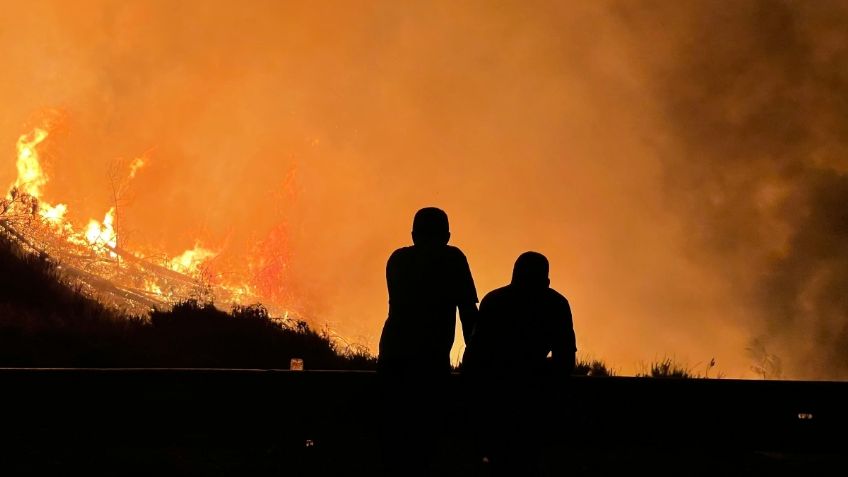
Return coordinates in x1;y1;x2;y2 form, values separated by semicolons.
0;234;374;369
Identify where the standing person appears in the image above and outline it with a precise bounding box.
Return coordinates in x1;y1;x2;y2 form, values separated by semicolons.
377;207;479;476
378;207;479;374
462;251;576;477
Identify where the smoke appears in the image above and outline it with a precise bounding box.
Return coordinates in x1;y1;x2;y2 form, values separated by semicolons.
1;1;845;378
609;0;848;378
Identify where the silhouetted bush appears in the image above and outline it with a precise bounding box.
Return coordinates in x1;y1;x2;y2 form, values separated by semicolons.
0;234;376;370
574;357;615;377
638;357;693;378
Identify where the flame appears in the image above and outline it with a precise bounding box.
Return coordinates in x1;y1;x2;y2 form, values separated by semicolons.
8;127;70;229
128;157;145;179
144;278;165;298
169;243;217;276
219;282;256;304
85;207;117;250
40;203;67;224
249;221;292;305
14;128;49;198
1;116;293;319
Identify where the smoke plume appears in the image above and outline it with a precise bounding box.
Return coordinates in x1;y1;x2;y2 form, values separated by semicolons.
613;1;848;378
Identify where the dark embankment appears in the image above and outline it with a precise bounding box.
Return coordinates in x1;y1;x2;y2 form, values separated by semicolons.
0;369;845;476
0;233;374;369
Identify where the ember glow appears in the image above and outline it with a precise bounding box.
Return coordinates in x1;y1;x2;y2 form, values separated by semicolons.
2;1;848;379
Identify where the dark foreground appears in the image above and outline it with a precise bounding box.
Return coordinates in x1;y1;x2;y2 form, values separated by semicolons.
0;369;845;476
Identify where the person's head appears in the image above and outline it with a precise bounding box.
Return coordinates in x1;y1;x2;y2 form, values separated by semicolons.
411;207;450;246
511;251;550;289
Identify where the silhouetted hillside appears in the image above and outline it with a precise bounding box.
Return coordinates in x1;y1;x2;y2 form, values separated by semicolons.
0;234;375;369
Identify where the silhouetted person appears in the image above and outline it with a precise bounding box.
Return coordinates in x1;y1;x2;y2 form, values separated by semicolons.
462;251;576;476
377;207;479;476
463;251;576;375
378;207;479;374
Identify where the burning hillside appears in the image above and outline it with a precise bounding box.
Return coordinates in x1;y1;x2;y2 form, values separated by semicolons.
0;117;270;317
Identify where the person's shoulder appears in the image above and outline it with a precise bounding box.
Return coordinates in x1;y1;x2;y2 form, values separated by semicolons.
444;245;467;257
545;288;570;305
481;285;511;304
389;246;414;259
443;245;471;263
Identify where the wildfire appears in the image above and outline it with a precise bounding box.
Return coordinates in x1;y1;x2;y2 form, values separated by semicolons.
41;203;67;224
85;207;118;257
10;127;71;229
169;244;217;275
14;127;49;198
0;118;280;316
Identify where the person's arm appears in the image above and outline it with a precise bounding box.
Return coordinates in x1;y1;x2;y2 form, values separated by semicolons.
455;250;479;343
461;294;493;374
551;298;576;375
458;302;479;343
385;251;399;300
378;251;401;366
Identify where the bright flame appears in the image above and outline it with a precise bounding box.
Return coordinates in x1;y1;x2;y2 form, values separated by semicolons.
40;203;67;224
128;157;145;179
14;128;49;198
169;244;217;276
144;279;164;297
2;118;288;318
85;207;117;249
8;127;69;229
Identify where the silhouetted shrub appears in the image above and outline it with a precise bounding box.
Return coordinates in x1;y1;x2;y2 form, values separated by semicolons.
638;357;693;378
574;357;615;377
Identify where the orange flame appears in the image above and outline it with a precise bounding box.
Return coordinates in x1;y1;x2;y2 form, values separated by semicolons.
14;128;49;198
85;207;118;250
1;116;294;319
128;157;145;179
169;243;217;275
41;203;67;224
9;127;70;228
